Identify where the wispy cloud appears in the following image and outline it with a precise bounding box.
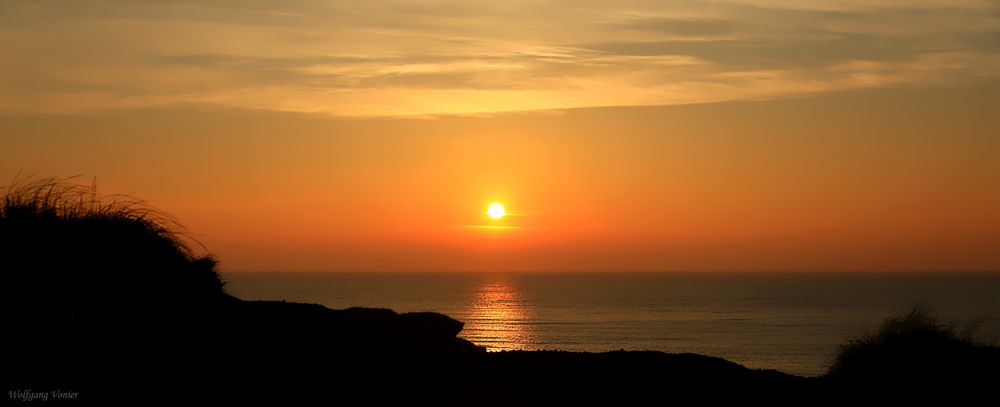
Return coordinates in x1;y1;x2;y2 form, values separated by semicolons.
1;0;998;116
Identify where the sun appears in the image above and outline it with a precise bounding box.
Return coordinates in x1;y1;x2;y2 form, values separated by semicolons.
487;202;506;220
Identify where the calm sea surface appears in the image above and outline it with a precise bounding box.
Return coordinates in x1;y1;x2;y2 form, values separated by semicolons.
224;272;1000;376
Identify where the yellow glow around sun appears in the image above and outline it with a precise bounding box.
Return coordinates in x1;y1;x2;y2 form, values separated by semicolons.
487;202;506;219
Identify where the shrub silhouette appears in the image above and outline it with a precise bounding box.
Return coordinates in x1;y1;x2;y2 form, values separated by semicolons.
1;177;225;322
826;308;998;390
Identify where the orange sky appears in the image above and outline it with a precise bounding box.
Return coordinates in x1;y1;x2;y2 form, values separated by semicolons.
2;1;999;271
4;83;999;271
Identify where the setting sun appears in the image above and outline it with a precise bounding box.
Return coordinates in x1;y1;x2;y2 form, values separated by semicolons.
487;203;506;220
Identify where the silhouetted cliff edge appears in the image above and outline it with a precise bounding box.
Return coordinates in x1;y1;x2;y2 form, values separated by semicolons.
3;179;997;405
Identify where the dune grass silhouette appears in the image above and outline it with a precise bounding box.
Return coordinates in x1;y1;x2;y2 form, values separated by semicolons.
826;308;998;392
1;177;225;319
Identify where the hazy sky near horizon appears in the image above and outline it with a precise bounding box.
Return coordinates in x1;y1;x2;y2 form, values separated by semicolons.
2;1;1000;271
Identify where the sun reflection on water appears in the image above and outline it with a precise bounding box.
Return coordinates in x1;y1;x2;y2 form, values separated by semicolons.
461;277;533;351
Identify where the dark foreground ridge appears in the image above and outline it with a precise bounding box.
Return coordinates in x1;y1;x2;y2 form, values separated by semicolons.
3;179;998;405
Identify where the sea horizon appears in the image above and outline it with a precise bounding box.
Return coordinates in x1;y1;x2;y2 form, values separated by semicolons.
225;271;1000;377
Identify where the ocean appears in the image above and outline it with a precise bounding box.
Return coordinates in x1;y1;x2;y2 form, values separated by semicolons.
223;272;1000;376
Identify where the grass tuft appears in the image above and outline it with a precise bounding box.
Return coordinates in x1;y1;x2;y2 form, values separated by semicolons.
1;176;226;318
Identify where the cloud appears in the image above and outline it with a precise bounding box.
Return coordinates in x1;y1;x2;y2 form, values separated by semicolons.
603;17;741;37
1;0;999;116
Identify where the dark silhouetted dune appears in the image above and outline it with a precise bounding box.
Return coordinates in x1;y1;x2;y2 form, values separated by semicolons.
826;308;999;395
